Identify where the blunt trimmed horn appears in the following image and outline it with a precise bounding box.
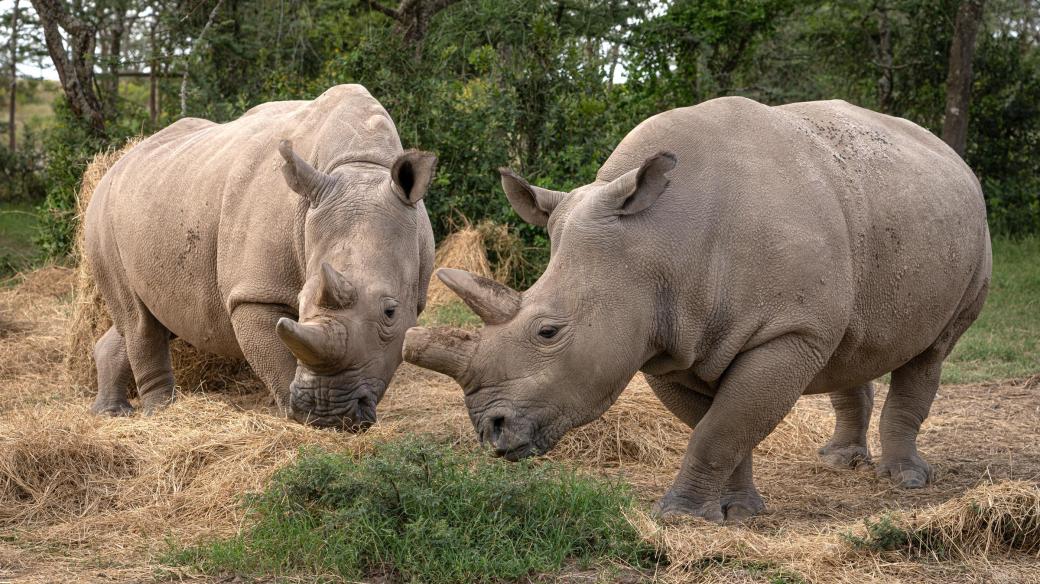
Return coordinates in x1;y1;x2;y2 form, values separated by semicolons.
276;317;344;369
436;268;521;325
403;326;477;380
315;262;357;310
278;139;333;207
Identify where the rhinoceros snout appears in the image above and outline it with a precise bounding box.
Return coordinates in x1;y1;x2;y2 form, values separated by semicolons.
478;412;537;461
288;379;383;431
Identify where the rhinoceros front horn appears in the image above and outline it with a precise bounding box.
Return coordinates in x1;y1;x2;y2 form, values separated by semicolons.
436;268;520;325
276;318;343;369
403;326;477;380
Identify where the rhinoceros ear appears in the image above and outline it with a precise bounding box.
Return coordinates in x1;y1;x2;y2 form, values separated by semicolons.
279;139;333;207
391;150;438;205
598;151;677;217
499;168;567;228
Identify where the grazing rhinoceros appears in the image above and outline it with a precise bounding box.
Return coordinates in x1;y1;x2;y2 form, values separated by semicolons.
85;84;436;429
403;97;991;521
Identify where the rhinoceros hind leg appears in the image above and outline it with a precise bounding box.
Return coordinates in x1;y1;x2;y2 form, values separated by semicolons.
121;306;176;414
89;326;134;416
877;352;941;488
819;382;874;469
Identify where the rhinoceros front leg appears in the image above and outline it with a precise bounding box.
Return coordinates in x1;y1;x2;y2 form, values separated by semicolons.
230;303;297;414
818;382;874;469
653;336;824;523
645;374;764;521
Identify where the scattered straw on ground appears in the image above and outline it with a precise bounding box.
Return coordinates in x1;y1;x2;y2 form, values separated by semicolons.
3;253;1039;584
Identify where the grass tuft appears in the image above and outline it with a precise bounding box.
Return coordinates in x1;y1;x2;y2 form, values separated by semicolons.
164;437;657;583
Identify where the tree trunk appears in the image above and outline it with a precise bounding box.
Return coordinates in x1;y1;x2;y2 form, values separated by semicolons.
8;0;19;150
366;0;461;52
149;20;157;125
874;3;894;113
942;0;986;157
180;0;225;117
31;0;107;136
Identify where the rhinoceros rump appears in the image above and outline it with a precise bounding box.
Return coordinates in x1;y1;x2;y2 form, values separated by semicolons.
404;97;991;521
85;84;436;429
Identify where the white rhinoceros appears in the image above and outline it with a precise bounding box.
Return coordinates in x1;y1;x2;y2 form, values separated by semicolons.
86;84;436;429
404;97;991;521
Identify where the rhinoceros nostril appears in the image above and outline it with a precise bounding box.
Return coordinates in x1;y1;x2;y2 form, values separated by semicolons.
490;416;505;445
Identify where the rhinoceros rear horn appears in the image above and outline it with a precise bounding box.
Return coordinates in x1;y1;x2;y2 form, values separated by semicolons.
276;317;343;369
403;326;477;380
391;150;438;205
315;262;357;310
436;268;520;325
278;139;333;207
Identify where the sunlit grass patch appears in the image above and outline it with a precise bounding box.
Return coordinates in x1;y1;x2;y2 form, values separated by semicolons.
944;235;1040;384
164;437;656;583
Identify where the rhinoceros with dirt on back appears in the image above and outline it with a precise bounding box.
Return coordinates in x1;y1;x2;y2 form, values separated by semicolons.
403;97;991;521
85;84;436;429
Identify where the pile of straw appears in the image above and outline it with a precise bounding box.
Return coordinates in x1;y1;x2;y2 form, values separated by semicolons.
846;480;1040;559
425;219;525;310
0;396;377;552
63;137;255;397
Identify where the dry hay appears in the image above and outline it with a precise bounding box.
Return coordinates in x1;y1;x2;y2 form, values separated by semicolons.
0;396;393;555
846;480;1040;559
425;219;526;310
552;376;690;469
63;137;256;397
4;260;1040;583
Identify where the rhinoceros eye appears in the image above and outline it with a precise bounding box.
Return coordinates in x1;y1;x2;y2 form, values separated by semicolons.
537;325;559;339
384;307;396;319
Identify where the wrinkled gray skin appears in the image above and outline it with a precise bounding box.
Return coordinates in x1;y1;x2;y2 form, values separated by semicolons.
404;97;991;521
85;85;436;429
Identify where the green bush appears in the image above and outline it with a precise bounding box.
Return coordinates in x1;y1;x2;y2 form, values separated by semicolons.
0;130;45;203
165;437;656;583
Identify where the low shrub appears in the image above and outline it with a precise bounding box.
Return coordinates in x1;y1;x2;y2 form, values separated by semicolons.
165;437;657;583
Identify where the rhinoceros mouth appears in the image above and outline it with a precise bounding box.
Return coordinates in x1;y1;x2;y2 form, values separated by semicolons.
289;378;385;431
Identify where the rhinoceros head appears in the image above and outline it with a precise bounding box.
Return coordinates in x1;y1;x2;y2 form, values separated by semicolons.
403;151;676;458
275;140;436;430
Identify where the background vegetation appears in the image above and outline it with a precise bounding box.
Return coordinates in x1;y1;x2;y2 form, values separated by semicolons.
2;0;1039;285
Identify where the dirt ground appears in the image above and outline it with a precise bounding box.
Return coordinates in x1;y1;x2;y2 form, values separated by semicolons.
1;266;1037;583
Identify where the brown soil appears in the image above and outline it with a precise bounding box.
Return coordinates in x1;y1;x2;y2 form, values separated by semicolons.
1;267;1037;583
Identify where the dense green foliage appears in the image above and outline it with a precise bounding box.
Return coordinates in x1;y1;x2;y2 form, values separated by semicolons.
165;438;654;583
6;0;1040;277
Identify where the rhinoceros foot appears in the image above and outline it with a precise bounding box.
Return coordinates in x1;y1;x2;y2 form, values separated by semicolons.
876;453;933;488
818;443;873;470
721;487;766;522
652;492;726;523
89;397;134;417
